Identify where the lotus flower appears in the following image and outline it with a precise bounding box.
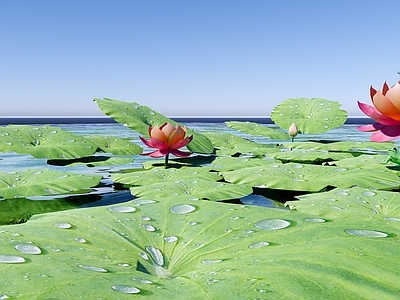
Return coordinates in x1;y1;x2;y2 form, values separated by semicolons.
140;123;193;167
357;81;400;142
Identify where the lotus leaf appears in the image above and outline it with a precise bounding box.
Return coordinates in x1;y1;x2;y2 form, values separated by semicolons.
87;135;142;155
112;167;221;187
0;169;102;199
0;198;399;299
0;125;97;159
221;163;400;192
130;178;252;201
93;98;214;154
271;98;347;134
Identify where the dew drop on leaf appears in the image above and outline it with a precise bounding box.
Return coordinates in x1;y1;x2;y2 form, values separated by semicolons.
111;285;141;294
201;259;223;265
55;222;72;229
361;191;376;196
254;219;291;230
108;206;136;213
345;229;388;238
248;241;270;249
0;254;25;264
170;204;196;214
78;264;108;272
304;218;326;223
164;236;178;243
14;244;41;255
145;246;164;266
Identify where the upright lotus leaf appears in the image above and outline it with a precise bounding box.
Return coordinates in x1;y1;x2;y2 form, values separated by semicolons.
267;149;353;164
0;198;399;299
0;125;97;159
203;131;280;156
0;169;102;199
271;98;347;134
290;187;400;220
130;178;252;201
93;98;214;154
225;121;288;140
112;167;221;187
86;135;142;155
285;141;394;152
221;163;400;192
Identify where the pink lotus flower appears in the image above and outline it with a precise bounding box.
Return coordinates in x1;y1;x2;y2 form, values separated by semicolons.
140;123;193;167
357;80;400;142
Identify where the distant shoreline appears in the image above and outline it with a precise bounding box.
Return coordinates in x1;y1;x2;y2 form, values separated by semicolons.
0;116;372;125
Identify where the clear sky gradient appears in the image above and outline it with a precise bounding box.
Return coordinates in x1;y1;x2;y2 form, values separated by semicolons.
1;0;399;117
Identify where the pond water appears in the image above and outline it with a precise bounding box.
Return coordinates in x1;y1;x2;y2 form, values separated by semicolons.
0;122;384;222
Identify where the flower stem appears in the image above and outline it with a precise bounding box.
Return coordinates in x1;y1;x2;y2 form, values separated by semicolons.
164;153;169;168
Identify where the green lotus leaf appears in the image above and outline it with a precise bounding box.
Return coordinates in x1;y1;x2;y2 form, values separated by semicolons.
112;167;221;187
0;169;102;199
87;135;142;155
271;98;348;134
203;132;280;156
290;187;400;220
0;198;399;299
130;178;252;201
0;194;102;225
0;125;98;159
267;149;353;164
331;154;393;169
66;156;135;167
225;121;288;140
209;156;281;171
94;98;214;154
221;163;400;192
286;141;393;152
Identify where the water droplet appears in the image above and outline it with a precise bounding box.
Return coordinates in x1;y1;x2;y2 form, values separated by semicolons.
132;277;153;284
304;218;326;223
384;217;400;222
201;259;223;265
133;199;156;205
55;222;72;229
345;229;388;238
140;216;151;221
361;191;376;196
111;285;140;294
75;238;87;243
249;241;270;249
164;236;178;243
145;246;164;266
254;219;291;230
15;243;41;254
109;206;136;213
0;254;25;263
78;264;108;272
139;252;149;260
142;224;156;232
170;204;196;214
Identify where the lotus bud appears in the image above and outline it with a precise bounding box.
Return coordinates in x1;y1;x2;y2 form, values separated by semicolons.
288;123;298;138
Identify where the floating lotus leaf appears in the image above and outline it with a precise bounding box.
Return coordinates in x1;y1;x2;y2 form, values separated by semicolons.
271;98;347;134
0;169;102;199
286;141;393;152
112;167;221;187
290;187;400;220
209;156;281;171
225;121;288;140
0;125;97;159
130;178;252;201
94;98;214;154
331;154;393;169
221;163;400;192
86;135;142;155
66;156;135;167
204;132;280;156
267;149;353;164
0;198;399;299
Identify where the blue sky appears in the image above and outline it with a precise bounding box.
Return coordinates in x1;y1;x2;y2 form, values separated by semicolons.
1;0;399;117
